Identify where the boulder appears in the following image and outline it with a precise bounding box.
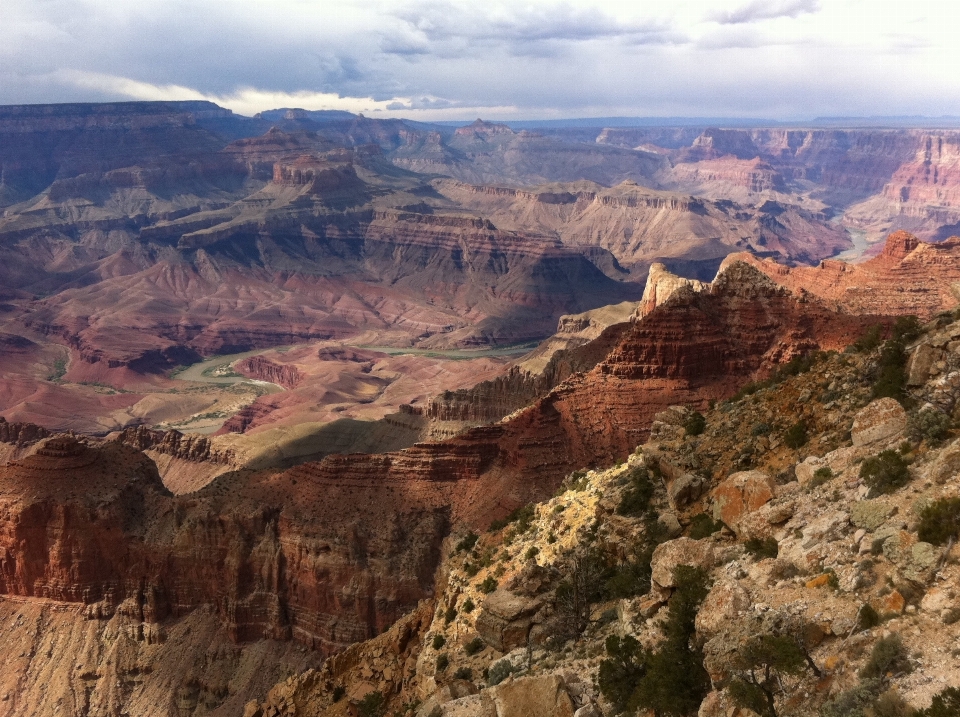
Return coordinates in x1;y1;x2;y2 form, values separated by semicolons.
657;512;683;539
907;344;943;386
482;675;575;717
850;500;896;530
881;530;942;582
711;470;776;533
921;438;960;484
475;591;543;653
443;696;495;717
667;473;706;510
920;587;953;614
851;398;907;446
695;581;751;639
418;682;482;717
651;538;715;588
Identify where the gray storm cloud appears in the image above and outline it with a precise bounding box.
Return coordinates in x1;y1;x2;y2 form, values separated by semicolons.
2;0;959;120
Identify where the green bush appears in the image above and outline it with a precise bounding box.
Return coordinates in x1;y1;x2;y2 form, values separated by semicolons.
444;606;457;624
908;408;952;445
860;634;912;681
488;504;535;533
744;537;779;560
597;635;648;714
919;687;960;717
487;659;516;686
432;634;446;650
727;634;808;717
784;421;808;449
856;603;882;632
435;654;449;672
332;685;346;702
917;497;960;545
872;340;909;402
852;325;884;353
464;637;485;656
357;691;386;717
479;576;498;594
525;546;540;561
860;450;911;496
456;532;479;553
809;466;833;489
462;598;475;613
820;679;885;717
892;315;922;343
684;411;706;436
688;513;723;539
617;467;656;517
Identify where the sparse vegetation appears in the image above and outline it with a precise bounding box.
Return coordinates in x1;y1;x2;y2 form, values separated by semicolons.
616;466;656;517
489;504;535;533
456;532;479;553
688;513;722;539
431;634;446;650
462;597;475;613
809;466;833;488
444;606;457;624
860;634;912;682
727;634;809;717
684;411;706;436
908;407;952;445
487;659;516;686
47;356;67;382
357;691;386;717
783;421;808;449
464;637;485;656
452;667;473;681
744;536;779;560
917;497;960;545
919;687;960;717
478;576;498;594
435;654;449;672
860;450;911;496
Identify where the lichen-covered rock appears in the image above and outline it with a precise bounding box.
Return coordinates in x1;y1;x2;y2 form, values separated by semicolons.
851;398;908;446
650;538;715;588
795;456;824;486
920;438;960;484
850;500;896;530
711;470;776;533
482;675;574;717
667;472;707;510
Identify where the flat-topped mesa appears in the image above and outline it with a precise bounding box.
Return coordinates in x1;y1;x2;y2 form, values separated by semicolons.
454;119;515;138
271;157;364;193
723;230;960;319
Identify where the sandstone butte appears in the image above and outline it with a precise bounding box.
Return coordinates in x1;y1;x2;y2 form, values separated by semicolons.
0;258;879;679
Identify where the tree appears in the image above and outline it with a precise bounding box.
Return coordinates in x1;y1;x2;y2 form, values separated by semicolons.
555;551;603;640
727;634;807;717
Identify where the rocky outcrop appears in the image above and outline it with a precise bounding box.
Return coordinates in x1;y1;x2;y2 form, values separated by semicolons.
635;262;709;320
116;425;235;464
235;356;304;389
0;417;50;445
726;230;960;319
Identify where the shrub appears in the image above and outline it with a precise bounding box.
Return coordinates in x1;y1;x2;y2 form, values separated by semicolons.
852;325;884;353
892;315;922;343
479;576;498;594
688;513;723;539
860;450;911;496
464;562;479;577
809;466;833;489
432;634;446;650
908;408;952;445
453;666;473;680
525;546;540;561
603;559;651;600
856;603;882;632
917;497;960;545
727;634;808;717
821;679;885;717
456;532;479;553
920;687;960;717
872;340;909;402
332;685;346;702
444;606;458;624
783;421;808;449
487;659;516;686
464;637;485;656
462;598;475;613
617;467;656;517
435;654;449;672
752;422;772;436
860;634;912;681
357;692;386;717
685;411;706;436
744;537;779;560
488;504;535;533
597;635;648;714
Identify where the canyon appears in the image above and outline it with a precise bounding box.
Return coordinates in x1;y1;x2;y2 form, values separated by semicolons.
4;102;960;716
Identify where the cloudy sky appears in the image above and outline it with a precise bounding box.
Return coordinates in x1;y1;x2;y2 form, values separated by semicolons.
4;0;960;120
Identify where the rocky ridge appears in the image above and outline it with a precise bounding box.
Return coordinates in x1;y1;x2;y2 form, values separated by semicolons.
248;309;960;717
